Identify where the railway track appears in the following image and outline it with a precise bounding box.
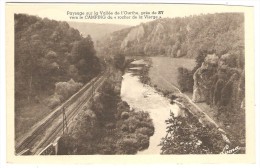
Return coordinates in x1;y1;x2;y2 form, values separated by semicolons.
35;75;108;155
15;70;109;155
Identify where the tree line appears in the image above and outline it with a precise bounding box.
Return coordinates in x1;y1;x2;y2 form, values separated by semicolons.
99;13;244;62
15;14;101;106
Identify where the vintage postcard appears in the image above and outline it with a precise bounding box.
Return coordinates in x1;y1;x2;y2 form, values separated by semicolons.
5;2;255;164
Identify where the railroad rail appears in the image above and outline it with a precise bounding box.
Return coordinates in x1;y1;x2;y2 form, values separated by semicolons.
15;70;109;155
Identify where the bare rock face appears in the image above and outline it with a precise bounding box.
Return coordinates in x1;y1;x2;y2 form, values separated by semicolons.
120;25;145;49
147;23;165;41
192;54;218;103
192;53;244;110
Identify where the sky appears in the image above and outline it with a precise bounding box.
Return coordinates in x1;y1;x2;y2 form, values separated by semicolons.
8;3;251;26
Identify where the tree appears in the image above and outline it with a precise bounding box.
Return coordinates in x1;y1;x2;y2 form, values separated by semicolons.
71;35;101;82
192;49;208;72
177;67;194;92
15;14;101;104
160;112;225;154
114;53;125;70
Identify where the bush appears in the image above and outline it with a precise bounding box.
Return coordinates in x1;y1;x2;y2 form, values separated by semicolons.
116;110;154;153
122;111;154;134
55;79;83;101
125;117;138;132
116;136;138;154
177;67;194;92
121;112;130;120
160;112;225;154
114;53;125;70
116;101;130;118
46;93;62;109
45;50;57;59
121;124;128;132
105;122;116;129
46;79;82;108
117;101;130;112
135;127;154;137
136;133;149;151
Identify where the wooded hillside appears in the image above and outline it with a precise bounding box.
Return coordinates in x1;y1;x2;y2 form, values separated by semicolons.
68;21;129;44
15;14;101;103
98;13;244;62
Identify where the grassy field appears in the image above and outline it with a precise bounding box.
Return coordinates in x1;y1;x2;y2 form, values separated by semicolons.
148;57;224;137
148;57;196;95
148;56;213;114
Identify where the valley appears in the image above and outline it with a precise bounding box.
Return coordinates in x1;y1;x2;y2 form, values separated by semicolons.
14;12;245;155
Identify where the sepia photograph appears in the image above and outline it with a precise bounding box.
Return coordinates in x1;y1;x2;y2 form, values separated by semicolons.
4;2;256;164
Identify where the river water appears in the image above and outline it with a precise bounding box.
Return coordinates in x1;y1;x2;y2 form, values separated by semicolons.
120;59;181;154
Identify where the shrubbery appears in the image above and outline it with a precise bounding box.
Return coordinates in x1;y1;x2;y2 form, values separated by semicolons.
160;111;225;154
46;93;62;109
59;70;155;155
124;111;154;133
135;127;154;137
90;80;118;123
114;53;125;71
177;67;194;92
136;133;150;150
116;101;130;118
116;111;154;154
55;79;83;100
116;135;138;154
47;79;82;108
121;112;130;120
139;59;151;85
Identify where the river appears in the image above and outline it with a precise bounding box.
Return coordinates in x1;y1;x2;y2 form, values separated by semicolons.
120;59;181;154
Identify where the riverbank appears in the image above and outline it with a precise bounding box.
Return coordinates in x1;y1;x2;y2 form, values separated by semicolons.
148;57;245;153
138;57;242;154
121;59;181;154
58;67;155;155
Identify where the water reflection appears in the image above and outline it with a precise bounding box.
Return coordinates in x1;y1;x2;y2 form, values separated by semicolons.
120;60;180;154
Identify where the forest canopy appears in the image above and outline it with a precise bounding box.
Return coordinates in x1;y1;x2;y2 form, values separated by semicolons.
98;13;244;60
15;14;101;103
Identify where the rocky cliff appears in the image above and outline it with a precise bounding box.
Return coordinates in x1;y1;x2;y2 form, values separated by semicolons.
98;13;244;58
192;53;244;111
120;25;145;49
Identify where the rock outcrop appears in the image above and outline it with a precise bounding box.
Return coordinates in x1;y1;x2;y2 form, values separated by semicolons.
147;23;165;42
192;53;244;110
192;54;218;103
120;25;144;49
99;13;243;57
